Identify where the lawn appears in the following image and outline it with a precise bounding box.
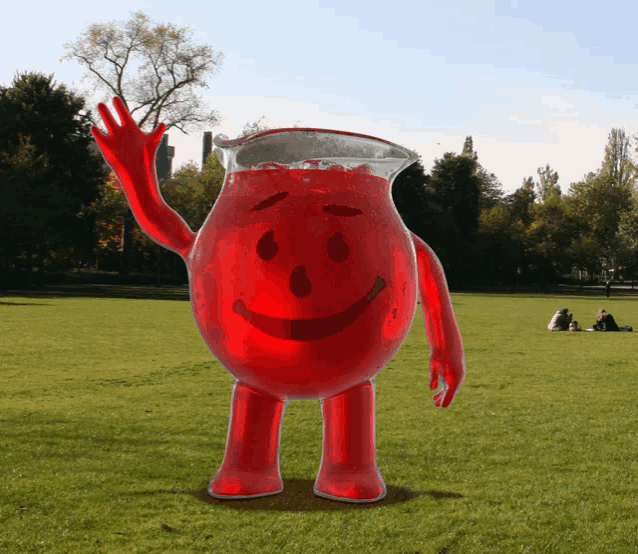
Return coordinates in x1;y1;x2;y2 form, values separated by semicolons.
1;291;638;553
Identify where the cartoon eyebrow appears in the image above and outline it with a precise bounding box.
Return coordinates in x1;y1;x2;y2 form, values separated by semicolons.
254;191;289;211
323;205;363;216
253;193;362;216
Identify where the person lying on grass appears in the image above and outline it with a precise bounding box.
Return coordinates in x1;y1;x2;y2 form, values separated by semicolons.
548;308;572;331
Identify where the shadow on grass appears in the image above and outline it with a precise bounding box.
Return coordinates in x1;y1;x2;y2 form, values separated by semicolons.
0;301;51;306
1;284;190;302
133;479;463;511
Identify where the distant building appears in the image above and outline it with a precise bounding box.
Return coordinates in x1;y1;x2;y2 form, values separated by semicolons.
156;134;175;183
202;131;213;171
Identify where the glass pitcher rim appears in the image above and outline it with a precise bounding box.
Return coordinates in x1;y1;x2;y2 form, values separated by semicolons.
213;127;420;163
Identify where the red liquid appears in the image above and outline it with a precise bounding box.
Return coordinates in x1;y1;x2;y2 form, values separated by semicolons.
188;167;419;400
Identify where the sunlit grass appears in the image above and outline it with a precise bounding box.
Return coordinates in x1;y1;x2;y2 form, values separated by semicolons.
1;292;638;553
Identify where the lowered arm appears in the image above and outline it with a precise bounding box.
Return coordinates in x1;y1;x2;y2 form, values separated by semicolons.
410;231;466;407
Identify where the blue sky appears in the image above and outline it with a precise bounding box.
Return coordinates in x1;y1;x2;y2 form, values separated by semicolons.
3;0;638;194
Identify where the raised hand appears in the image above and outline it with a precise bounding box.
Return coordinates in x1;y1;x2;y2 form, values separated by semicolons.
91;96;166;186
91;97;194;257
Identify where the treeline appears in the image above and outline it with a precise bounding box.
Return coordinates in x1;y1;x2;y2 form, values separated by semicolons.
0;71;106;288
0;71;221;287
393;131;638;289
85;155;225;283
3;71;638;290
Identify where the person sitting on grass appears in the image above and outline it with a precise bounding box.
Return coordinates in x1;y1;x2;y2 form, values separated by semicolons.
548;308;572;331
593;308;620;332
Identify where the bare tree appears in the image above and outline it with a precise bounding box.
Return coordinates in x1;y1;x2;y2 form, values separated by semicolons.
60;10;224;276
60;10;224;135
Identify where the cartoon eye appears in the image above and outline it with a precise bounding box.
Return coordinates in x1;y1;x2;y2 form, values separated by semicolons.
327;232;349;263
257;231;278;261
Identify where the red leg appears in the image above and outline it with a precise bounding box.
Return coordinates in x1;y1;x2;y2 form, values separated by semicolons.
208;381;286;499
314;379;386;502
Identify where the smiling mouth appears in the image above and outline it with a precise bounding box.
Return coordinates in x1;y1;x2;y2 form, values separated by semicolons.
232;277;386;341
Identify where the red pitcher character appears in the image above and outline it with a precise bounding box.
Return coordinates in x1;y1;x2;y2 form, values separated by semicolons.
92;96;466;503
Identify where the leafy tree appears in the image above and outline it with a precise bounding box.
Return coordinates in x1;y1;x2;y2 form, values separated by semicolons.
239;116;273;139
391;159;432;233
593;128;638;278
461;135;504;210
151;161;205;282
0;134;50;288
461;136;478;163
567;232;602;286
618;188;638;285
525;194;571;287
424;152;482;286
0;71;106;287
477;202;524;285
601;127;636;189
159;148;234;232
79;171;129;270
475;165;505;211
60;10;225;276
199;151;225;212
86;154;225;279
536;164;561;203
428;152;481;239
392;159;459;280
506;177;536;228
154;154;225;281
568;166;633;277
237;116;304;139
393;160;445;232
161;161;210;232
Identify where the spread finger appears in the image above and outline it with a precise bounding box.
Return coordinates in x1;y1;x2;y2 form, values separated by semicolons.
97;103;119;134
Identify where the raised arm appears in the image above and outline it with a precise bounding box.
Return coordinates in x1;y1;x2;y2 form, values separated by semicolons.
410;231;466;408
91;97;195;258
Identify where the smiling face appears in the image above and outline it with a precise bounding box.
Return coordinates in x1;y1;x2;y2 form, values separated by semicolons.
189;167;418;399
232;190;387;341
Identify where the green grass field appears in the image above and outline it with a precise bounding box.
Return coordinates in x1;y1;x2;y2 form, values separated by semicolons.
1;291;638;553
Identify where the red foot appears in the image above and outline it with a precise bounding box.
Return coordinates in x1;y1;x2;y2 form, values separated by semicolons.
208;467;283;499
314;467;386;503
